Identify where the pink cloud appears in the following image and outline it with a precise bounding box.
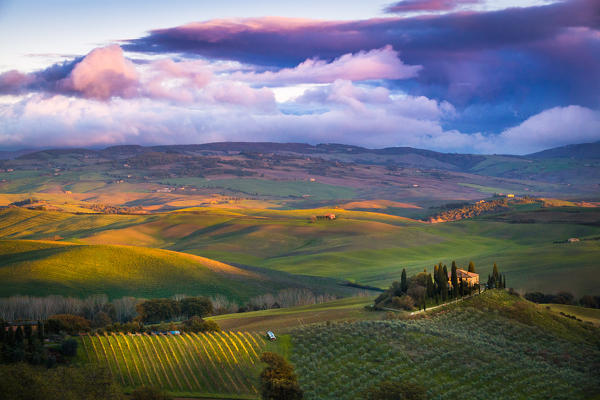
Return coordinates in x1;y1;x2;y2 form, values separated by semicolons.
0;70;35;93
60;45;139;100
234;46;421;84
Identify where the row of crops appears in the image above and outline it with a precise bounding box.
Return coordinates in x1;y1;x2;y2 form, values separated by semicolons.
291;307;600;400
81;331;267;396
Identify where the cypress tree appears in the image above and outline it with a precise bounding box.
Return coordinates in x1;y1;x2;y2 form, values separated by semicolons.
24;325;32;341
426;274;434;299
502;274;507;289
15;326;24;344
0;320;6;343
37;321;44;341
468;261;476;273
6;326;15;346
492;263;499;283
451;264;458;298
400;268;408;294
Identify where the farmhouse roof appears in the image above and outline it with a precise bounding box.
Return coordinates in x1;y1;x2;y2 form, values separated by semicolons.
456;268;478;278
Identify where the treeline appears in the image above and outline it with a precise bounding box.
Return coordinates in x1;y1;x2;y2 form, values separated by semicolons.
0;319;79;367
83;203;143;214
525;292;600;309
0;288;344;323
0;295;139;322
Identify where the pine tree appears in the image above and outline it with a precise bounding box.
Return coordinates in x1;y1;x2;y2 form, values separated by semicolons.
400;268;408;294
468;261;476;273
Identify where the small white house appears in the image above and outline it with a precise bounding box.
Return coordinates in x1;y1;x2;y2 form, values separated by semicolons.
267;331;276;341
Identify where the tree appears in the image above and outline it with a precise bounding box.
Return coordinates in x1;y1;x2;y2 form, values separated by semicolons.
391;295;414;311
24;325;32;341
182;316;220;333
47;314;90;335
260;352;303;400
60;338;78;357
468;261;476;273
14;326;24;344
492;263;500;287
180;297;213;319
37;320;44;341
426;274;434;299
400;269;408;294
135;299;180;323
364;380;427;400
451;263;458;298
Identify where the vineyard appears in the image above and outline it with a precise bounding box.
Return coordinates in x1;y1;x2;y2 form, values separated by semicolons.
291;292;600;400
81;331;267;397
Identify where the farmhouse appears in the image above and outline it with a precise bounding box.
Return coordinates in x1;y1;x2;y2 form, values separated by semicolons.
568;238;580;243
449;269;479;287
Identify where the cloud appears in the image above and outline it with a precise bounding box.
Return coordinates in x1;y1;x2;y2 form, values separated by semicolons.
60;45;139;100
0;83;468;152
233;46;421;84
494;106;600;154
384;0;482;13
123;0;600;117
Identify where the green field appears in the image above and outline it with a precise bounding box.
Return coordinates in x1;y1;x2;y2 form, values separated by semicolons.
0;239;355;300
290;291;600;400
209;296;379;332
81;331;269;398
1;206;599;296
162;178;357;200
543;304;600;326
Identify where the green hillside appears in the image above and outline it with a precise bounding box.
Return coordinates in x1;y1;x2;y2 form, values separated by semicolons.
290;290;600;400
1;206;599;296
0;239;352;300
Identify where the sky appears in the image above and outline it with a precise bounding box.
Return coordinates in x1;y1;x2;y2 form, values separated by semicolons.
0;0;598;154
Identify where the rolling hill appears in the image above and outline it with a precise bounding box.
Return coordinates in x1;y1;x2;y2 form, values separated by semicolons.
1;206;599;296
0;239;355;300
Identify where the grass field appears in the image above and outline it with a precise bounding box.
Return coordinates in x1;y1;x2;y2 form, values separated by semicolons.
161;178;356;200
1;206;599;296
0;239;355;300
209;296;380;332
81;331;270;398
290;291;600;400
543;304;600;326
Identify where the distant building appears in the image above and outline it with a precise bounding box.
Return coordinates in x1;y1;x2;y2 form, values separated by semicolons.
449;269;479;287
568;238;580;243
507;194;515;198
267;331;276;341
316;214;336;220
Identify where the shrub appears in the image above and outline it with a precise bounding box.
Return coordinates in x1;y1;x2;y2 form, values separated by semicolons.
182;316;220;333
131;386;173;400
392;295;415;311
60;338;78;357
47;314;90;335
